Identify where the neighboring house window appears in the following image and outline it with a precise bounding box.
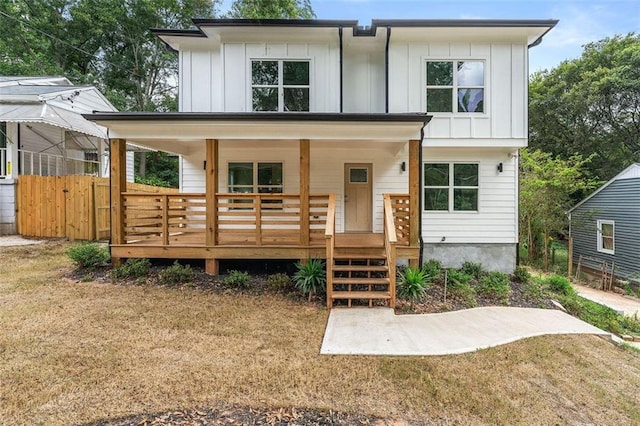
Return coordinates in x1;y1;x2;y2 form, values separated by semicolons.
424;163;478;211
426;61;484;113
251;60;310;112
597;220;615;254
0;122;6;148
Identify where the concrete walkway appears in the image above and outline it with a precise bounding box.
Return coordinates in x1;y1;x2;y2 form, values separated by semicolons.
321;307;611;356
0;235;44;247
573;284;640;317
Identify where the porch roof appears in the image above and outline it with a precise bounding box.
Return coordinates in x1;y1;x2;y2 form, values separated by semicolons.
84;112;431;154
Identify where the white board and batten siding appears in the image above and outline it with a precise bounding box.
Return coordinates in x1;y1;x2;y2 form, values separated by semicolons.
422;148;518;244
180;141;409;233
389;41;528;145
180;42;341;113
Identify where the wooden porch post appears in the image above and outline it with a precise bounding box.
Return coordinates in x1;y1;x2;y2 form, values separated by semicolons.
205;138;219;275
110;138;126;265
300;139;310;248
409;139;420;267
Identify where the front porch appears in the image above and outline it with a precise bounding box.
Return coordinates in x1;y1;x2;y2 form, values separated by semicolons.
97;113;430;308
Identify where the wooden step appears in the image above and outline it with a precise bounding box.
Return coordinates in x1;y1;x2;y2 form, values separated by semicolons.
332;277;390;285
332;264;388;272
332;291;391;300
333;253;386;260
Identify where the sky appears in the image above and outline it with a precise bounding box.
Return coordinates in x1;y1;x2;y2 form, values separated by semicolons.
221;0;639;73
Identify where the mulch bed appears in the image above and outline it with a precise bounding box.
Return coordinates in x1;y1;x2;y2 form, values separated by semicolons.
86;405;384;426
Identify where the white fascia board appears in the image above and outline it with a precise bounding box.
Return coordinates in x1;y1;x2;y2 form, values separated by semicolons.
97;120;424;142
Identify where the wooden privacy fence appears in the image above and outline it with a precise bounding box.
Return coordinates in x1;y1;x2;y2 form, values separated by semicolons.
17;175;178;241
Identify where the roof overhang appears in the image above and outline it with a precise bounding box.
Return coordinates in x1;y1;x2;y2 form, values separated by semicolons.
154;18;558;51
84;112;431;155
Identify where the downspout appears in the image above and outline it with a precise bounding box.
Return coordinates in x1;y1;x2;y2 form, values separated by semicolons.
418;126;425;264
338;27;343;112
384;27;391;113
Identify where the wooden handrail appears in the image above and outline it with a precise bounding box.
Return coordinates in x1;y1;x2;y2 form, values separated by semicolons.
383;194;397;308
325;194;336;309
383;194;398;244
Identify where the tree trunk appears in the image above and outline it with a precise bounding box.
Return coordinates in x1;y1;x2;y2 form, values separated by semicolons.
138;152;146;177
543;230;549;271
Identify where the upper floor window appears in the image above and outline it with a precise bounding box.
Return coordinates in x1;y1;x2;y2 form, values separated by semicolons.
251;60;309;112
424;163;479;212
597;219;615;254
426;61;484;113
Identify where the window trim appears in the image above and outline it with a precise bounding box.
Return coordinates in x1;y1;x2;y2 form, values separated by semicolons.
424;59;486;115
596;219;615;254
249;59;311;112
423;162;479;212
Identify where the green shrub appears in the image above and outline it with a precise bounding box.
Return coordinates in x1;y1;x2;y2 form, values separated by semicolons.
446;269;477;307
513;266;531;284
158;261;194;284
545;275;575;296
422;259;442;281
460;261;485;279
111;258;151;280
293;259;326;301
67;243;110;270
478;271;511;304
398;266;429;308
223;270;252;288
267;273;292;292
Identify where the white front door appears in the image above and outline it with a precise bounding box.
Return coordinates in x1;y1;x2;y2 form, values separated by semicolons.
344;163;372;232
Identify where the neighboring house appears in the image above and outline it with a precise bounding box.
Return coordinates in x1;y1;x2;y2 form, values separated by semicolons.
85;18;557;308
569;164;640;283
0;76;134;235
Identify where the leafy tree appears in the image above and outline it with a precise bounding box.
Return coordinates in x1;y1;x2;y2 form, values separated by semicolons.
519;149;599;270
226;0;315;19
529;34;640;183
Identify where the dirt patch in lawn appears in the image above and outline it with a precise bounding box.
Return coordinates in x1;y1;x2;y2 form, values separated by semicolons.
3;241;640;425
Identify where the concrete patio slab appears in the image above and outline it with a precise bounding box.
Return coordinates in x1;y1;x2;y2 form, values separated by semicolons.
321;306;611;356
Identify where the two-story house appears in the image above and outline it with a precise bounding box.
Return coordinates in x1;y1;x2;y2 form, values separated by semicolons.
86;18;557;308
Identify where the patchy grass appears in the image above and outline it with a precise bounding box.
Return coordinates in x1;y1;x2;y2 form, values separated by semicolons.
2;242;640;425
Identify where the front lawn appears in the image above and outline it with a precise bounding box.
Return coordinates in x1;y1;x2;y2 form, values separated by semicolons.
2;241;640;425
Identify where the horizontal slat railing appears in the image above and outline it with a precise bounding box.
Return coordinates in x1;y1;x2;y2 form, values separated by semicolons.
121;192;331;247
386;193;411;246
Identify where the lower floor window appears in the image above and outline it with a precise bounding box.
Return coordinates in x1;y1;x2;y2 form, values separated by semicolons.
423;162;478;211
597;219;614;254
228;162;283;208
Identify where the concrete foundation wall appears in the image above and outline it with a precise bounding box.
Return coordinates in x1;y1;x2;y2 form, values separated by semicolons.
0;179;16;235
422;243;516;273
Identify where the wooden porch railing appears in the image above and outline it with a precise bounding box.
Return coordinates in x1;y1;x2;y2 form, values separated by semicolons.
386;194;412;246
120;192;330;246
383;194;398;308
324;194;336;308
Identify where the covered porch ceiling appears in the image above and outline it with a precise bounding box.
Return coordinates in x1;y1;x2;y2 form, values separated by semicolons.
84;112;431;156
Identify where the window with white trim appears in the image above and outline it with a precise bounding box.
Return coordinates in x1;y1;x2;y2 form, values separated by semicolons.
426;60;484;113
251;60;310;111
424;163;479;211
597;220;615;254
228;162;283;194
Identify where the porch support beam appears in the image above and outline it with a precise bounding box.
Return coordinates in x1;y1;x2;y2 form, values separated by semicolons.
110;138;127;265
300;139;310;248
205;138;219;275
409;139;420;264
